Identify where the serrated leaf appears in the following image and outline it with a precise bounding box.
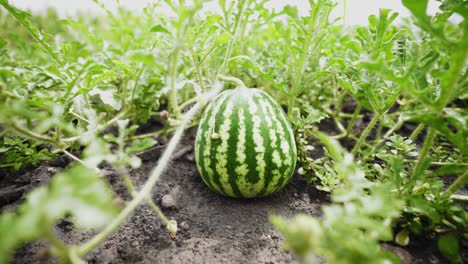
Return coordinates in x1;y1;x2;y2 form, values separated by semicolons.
45;165;119;229
0;0;63;66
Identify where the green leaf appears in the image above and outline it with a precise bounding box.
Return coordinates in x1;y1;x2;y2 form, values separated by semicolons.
395;229;410;246
150;24;170;34
215;31;232;44
0;164;119;263
0;37;6;50
89;87;122;111
0;212;19;264
437;233;460;263
127;138;157;154
407;109;467;154
0;0;64;66
402;0;428;21
46;165;119;229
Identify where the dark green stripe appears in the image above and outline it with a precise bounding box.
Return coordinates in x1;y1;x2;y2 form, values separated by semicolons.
195;103;217;191
253;95;277;197
259;91;296;190
225;103;243;198
242;98;261;186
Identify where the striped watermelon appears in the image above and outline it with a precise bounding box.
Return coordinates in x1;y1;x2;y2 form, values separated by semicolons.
195;88;297;198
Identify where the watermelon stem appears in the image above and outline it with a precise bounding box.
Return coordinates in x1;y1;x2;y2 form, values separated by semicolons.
219;74;247;89
76;86;222;256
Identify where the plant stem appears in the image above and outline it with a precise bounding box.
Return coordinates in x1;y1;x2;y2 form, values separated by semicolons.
76;86;220;256
218;75;247;89
351;112;380;155
437;47;467;110
380;117;404;142
189;47;206;93
122;174;171;226
375;119;383;141
346;104;362;136
287;96;295;117
411;127;437;178
62;149;84;165
10;123;58;145
217;0;250;76
169;50;181;118
126;122;199;141
0;129;8;138
288;0;329;117
409;123;425;141
445;170;468;196
63;111;126;142
45;227;69;259
179;97;200;111
68;111;90;124
130;67;145;104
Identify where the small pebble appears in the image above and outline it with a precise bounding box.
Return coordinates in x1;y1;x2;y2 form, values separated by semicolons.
301;193;310;203
161;194;177;209
47;167;59;173
185;153;195;161
180;221;190;230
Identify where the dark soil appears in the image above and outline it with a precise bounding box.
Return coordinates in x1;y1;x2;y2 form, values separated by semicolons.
0;129;462;264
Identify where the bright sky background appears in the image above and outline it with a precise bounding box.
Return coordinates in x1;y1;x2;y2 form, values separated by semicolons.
8;0;442;25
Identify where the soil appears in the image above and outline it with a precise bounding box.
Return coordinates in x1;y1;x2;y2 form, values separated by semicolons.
0;128;464;264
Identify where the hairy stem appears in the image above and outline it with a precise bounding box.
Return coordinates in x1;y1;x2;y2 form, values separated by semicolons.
45;227;69;260
217;0;250;76
122;174;172;228
76;86;220;256
218;75;247;89
10;123;59;145
351;112;380;155
445;170;468;196
189;47;206;93
179;97;200;111
287;96;295;117
346;104;362;136
169;50;181;118
411;127;437;178
409;123;425;141
63;111;126;142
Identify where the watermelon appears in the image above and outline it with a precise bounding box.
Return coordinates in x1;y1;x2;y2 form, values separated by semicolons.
194;88;297;198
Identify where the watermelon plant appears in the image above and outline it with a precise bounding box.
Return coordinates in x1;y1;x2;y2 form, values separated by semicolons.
0;0;466;263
